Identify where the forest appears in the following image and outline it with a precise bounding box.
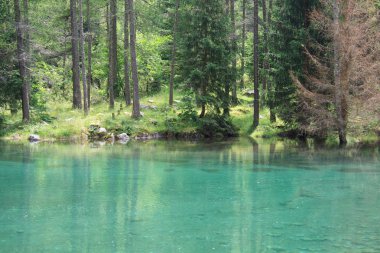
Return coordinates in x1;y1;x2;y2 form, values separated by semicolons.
0;0;379;145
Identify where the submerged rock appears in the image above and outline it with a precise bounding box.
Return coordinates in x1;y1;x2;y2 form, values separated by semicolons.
116;133;130;142
28;134;40;142
134;132;164;140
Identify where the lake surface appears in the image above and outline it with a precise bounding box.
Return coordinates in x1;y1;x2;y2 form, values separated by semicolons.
0;139;379;252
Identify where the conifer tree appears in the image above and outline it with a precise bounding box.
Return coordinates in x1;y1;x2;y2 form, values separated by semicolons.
179;0;231;117
70;0;82;109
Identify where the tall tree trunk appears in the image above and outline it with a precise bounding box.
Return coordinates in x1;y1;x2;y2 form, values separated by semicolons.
128;0;141;118
268;0;272;23
23;0;30;99
223;0;230;116
240;0;246;89
268;0;276;123
71;0;82;109
169;0;180;106
78;0;88;115
108;0;117;109
333;0;347;145
124;0;131;106
262;0;268;91
199;84;206;118
230;0;237;104
106;3;110;94
63;30;67;74
253;0;260;128
86;0;92;108
14;0;30;122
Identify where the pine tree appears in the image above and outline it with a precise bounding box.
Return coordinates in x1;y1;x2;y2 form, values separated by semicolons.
269;0;318;125
253;0;259;128
179;0;231;117
230;0;237;104
70;0;82;109
14;0;30;122
169;0;180;106
78;0;88;115
86;0;92;108
108;0;117;109
128;0;141;118
124;0;131;106
240;0;246;89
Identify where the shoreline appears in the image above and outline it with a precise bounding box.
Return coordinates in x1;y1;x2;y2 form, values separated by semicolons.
1;131;379;149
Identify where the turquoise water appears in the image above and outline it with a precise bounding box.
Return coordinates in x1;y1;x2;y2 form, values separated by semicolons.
0;139;379;252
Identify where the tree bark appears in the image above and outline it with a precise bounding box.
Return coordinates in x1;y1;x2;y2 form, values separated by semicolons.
14;0;30;122
333;0;347;145
268;0;272;23
106;3;110;94
124;0;131;106
23;0;30;99
108;0;117;109
262;0;268;91
169;0;180;106
268;0;276;122
253;0;260;128
86;0;92;108
240;0;246;89
79;0;88;115
199;84;206;118
70;0;82;109
223;0;230;116
128;0;141;118
231;0;237;104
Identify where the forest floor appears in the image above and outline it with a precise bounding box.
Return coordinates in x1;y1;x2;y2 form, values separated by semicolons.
1;89;378;145
0;89;284;142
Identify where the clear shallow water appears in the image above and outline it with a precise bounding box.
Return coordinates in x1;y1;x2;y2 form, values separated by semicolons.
0;139;379;253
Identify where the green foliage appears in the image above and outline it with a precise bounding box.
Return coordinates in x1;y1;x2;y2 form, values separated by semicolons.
0;1;21;110
103;118;134;135
33;61;68;99
197;114;239;138
178;95;198;122
137;33;171;95
2;0;378;144
269;0;319;126
375;0;380;9
178;0;231;113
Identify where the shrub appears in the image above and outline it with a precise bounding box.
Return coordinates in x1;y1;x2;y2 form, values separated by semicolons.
178;95;198;122
197;114;239;138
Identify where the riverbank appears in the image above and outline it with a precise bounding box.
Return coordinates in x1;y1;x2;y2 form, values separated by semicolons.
0;90;257;142
0;89;378;145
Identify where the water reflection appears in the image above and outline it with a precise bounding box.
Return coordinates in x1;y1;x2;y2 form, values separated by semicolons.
0;139;379;252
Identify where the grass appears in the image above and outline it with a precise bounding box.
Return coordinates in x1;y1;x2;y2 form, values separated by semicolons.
1;88;378;144
1;89;201;141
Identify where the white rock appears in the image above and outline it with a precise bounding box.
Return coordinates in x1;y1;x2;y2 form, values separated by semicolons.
117;133;130;141
98;128;107;134
28;134;40;142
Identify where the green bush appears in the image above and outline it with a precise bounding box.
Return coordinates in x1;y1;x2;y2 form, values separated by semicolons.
197;114;239;138
105;119;133;135
178;95;198;122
